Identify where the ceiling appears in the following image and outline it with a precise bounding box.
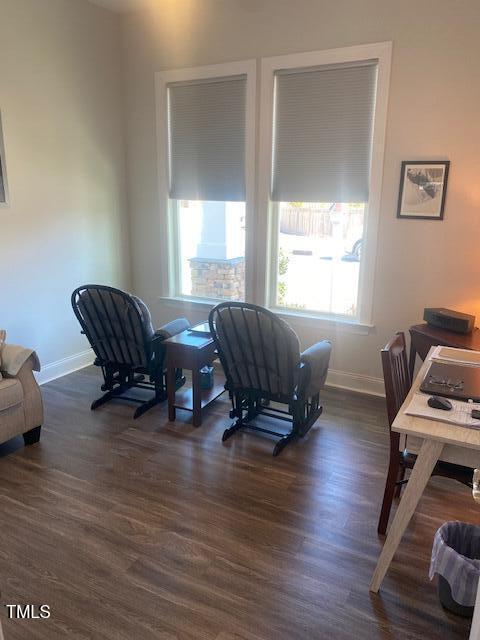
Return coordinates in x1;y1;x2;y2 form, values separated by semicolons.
86;0;147;12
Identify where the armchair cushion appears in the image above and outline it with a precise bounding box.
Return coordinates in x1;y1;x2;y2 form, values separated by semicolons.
0;378;23;412
0;353;43;443
300;340;332;397
1;343;41;376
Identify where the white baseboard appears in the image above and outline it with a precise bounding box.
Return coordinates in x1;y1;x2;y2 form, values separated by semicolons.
35;350;384;397
326;368;385;397
36;349;95;386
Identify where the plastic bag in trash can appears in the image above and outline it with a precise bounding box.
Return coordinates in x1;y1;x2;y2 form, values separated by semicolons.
430;521;480;608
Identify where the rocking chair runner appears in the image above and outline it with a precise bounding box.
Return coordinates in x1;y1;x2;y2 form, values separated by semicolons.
71;285;189;418
209;302;332;456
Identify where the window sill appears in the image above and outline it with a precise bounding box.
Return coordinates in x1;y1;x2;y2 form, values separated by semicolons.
159;296;220;312
160;297;374;335
270;307;374;335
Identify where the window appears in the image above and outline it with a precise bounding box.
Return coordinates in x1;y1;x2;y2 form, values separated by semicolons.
157;46;390;328
175;199;246;300
157;61;255;302
274;201;365;316
260;44;391;324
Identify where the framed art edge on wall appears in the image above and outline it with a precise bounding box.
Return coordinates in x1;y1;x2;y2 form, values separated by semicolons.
0;111;10;208
397;160;450;220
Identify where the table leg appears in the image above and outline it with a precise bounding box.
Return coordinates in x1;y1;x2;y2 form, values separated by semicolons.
470;582;480;640
167;362;176;422
369;438;444;593
192;366;202;427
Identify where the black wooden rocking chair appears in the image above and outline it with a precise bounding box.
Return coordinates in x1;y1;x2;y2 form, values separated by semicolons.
209;302;332;456
72;284;189;418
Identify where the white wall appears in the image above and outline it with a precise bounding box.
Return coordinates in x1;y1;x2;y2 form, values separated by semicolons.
0;0;130;379
120;0;480;392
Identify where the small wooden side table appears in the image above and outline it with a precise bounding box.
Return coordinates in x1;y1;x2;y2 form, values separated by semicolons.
409;323;480;380
164;329;225;427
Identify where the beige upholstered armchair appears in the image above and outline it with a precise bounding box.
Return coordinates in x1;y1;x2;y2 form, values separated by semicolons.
0;332;43;447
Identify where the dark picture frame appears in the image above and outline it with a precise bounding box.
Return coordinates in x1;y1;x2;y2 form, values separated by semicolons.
397;160;449;220
0;111;8;206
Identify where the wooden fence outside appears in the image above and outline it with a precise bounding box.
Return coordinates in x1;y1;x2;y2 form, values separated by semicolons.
280;204;333;237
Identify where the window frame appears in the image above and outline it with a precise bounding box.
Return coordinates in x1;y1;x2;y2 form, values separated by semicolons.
155;60;256;303
257;42;392;326
0;111;10;208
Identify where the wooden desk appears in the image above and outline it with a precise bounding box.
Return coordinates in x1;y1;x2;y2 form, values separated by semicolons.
409;323;480;380
165;330;225;427
370;346;480;593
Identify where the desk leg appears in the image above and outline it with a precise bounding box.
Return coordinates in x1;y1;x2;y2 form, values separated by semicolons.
470;582;480;640
167;362;176;422
192;366;202;427
370;438;444;593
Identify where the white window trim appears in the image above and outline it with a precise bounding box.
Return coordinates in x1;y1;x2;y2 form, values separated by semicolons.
0;111;10;208
155;60;256;302
257;42;392;326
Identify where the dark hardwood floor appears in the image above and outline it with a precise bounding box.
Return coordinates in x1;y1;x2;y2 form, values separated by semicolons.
0;367;477;639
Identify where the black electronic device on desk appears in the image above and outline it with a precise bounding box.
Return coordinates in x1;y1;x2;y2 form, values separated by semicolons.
420;361;480;402
423;307;475;334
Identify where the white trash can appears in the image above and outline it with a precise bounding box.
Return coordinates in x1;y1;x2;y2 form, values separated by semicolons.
430;521;480;617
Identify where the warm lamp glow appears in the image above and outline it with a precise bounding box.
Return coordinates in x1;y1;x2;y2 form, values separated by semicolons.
144;0;201;53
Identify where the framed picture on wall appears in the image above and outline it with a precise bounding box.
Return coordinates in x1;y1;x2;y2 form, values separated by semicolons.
0;111;9;206
397;160;450;220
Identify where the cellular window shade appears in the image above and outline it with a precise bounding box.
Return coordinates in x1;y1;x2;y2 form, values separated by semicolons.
272;62;377;203
168;76;247;202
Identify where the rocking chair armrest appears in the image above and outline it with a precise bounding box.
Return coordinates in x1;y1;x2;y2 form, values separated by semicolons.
296;361;311;398
154;317;190;340
148;318;190;378
300;340;332;396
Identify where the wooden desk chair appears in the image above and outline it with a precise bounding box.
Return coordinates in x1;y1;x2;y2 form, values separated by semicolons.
377;332;473;535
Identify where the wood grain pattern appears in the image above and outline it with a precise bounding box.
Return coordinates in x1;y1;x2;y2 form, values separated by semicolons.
0;366;477;639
